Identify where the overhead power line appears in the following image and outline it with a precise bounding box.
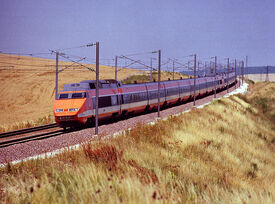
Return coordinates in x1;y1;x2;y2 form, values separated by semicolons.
50;50;95;72
56;44;90;51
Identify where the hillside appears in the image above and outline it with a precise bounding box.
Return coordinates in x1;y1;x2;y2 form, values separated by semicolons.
0;81;274;203
0;54;186;130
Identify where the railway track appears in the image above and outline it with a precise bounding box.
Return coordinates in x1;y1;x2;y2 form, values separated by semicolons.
0;82;239;149
0;123;63;148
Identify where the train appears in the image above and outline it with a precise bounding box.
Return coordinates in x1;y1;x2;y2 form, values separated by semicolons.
54;72;237;129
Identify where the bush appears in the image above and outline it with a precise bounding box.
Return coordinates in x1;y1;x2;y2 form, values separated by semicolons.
254;97;268;113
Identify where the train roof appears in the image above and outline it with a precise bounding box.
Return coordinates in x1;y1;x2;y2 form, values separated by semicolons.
59;72;235;92
60;79;122;92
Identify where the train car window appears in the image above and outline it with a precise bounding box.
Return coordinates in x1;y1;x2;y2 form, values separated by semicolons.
110;83;117;88
111;95;118;105
142;92;148;101
167;87;178;96
179;85;189;93
89;83;96;89
122;94;130;104
135;92;147;102
101;96;112;108
132;93;138;102
102;83;110;88
72;93;83;99
97;96;112;108
160;89;165;98
149;90;158;100
119;95;124;104
199;84;204;90
59;94;69;99
202;82;207;88
149;90;165;99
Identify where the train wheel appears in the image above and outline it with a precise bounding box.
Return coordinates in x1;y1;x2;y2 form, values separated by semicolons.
86;117;95;127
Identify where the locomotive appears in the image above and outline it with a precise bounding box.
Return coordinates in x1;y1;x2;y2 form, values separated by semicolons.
54;72;236;129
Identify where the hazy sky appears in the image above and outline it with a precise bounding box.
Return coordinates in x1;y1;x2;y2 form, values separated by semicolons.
0;0;274;66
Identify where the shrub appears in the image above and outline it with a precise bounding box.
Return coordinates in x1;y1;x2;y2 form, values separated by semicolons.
254;97;268;113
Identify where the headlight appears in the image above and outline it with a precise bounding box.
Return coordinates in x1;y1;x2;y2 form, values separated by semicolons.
55;109;64;113
69;108;79;112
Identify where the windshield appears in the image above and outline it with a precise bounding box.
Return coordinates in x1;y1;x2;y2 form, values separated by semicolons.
58;92;87;99
59;94;69;99
72;93;83;98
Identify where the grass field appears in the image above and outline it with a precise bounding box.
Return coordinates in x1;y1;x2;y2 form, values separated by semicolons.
0;54;186;132
1;81;274;203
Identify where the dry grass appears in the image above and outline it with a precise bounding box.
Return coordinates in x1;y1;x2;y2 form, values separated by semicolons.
0;81;274;203
0;53;138;128
0;54;178;131
0;115;54;133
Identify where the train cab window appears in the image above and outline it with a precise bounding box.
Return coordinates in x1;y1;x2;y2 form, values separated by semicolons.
72;93;83;98
59;94;69;99
72;92;88;99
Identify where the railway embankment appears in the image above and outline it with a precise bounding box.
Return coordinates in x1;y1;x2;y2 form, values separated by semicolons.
0;81;274;203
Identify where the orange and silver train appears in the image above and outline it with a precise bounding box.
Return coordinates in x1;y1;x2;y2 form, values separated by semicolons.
54;72;236;129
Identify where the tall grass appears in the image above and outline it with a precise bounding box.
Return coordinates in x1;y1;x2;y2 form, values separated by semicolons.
0;81;274;203
0;114;54;133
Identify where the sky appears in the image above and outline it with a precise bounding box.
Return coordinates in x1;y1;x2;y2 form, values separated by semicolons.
0;0;274;66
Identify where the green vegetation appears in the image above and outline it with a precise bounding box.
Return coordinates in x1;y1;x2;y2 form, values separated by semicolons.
1;81;274;203
122;71;188;84
122;73;154;84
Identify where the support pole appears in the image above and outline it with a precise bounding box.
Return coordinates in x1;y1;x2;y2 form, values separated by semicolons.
242;61;244;85
204;61;207;77
55;52;59;99
227;58;229;93
246;56;248;77
188;61;190;78
214;56;217;98
172;60;175;80
95;42;99;135
115;56;117;81
266;66;269;81
239;62;241;87
234;59;237;89
150;57;153;82
193;54;197;106
198;61;200;77
157;50;161;118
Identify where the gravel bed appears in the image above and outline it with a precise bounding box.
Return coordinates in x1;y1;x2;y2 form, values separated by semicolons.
0;83;242;165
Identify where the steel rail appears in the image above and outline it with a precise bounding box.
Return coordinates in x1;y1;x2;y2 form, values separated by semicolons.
0;123;59;139
0;129;63;148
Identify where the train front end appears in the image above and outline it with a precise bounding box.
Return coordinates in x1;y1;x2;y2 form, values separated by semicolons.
54;83;91;128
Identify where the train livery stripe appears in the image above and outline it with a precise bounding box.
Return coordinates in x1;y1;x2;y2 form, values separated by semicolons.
78;78;236;118
78;105;120;118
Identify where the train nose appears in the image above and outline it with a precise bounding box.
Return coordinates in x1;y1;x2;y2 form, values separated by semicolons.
54;98;86;118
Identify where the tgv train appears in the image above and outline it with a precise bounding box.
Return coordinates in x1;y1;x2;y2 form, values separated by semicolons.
54;72;236;128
